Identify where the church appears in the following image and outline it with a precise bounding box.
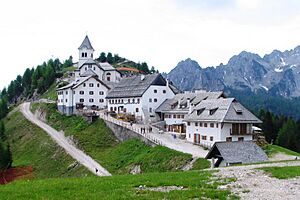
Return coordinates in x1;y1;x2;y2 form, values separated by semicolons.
57;36;122;115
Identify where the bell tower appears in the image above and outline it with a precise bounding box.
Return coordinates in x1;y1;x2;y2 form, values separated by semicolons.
78;35;94;67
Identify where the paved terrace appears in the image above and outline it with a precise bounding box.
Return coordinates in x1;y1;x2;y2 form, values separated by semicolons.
98;112;208;158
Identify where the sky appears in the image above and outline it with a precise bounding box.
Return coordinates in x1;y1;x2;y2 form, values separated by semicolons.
1;0;300;89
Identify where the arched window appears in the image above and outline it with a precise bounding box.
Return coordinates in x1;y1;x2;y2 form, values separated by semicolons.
85;52;87;57
82;52;84;57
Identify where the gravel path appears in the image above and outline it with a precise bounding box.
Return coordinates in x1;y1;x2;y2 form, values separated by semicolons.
20;102;111;176
215;161;300;200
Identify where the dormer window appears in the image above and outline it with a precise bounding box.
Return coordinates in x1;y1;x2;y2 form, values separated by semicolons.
197;108;205;116
209;108;218;115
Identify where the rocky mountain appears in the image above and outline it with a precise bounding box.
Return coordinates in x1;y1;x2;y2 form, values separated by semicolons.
166;46;300;98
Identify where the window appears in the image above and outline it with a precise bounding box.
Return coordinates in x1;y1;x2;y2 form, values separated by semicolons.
137;99;140;104
173;114;176;119
200;122;203;127
202;135;207;140
232;124;239;134
163;90;166;94
204;123;207;127
85;52;87;57
128;99;131;103
132;99;135;103
65;99;68;102
195;123;198;127
210;123;214;128
114;107;117;111
216;123;219;128
240;124;247;134
189;134;191;138
73;91;75;94
154;89;157;93
154;98;157;102
89;83;94;87
89;91;94;95
97;83;100;87
94;67;96;71
89;99;94;103
210;136;214;141
99;91;104;95
99;99;104;103
80;99;84;102
181;115;185;119
149;108;152;113
109;100;111;104
83;83;86;87
136;108;139;112
66;91;68;95
238;137;244;142
88;64;92;69
226;137;232;142
81;52;84;57
149;98;152;103
187;122;191;126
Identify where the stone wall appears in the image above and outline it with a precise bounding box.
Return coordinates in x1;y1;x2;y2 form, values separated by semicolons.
104;120;156;147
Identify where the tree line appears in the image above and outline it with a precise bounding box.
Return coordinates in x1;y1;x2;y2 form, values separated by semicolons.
0;56;73;171
97;52;158;74
259;110;300;153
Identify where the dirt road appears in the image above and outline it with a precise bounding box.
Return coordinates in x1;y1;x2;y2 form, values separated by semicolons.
20;102;111;176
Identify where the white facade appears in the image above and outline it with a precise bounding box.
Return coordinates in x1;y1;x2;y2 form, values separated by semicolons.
57;76;109;115
186;121;253;147
107;84;175;122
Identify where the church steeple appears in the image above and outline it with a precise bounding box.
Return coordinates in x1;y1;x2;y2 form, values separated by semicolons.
78;35;95;67
78;35;94;50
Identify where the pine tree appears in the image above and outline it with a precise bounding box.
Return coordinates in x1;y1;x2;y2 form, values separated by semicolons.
107;52;114;64
99;52;107;62
262;111;275;143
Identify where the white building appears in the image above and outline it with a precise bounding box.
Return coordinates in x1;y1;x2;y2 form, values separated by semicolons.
57;75;110;115
106;74;177;123
57;35;121;115
74;35;122;82
184;98;262;147
156;91;225;134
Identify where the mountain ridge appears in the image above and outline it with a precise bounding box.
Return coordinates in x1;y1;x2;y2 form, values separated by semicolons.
166;45;300;98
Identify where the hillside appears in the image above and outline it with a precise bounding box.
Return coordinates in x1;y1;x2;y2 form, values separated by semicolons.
30;103;203;175
4;109;91;179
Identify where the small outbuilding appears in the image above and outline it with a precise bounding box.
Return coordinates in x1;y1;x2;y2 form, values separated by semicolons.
205;141;268;167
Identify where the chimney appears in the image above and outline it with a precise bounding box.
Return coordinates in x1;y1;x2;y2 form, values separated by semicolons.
178;99;181;109
187;98;193;114
141;74;145;81
166;79;169;87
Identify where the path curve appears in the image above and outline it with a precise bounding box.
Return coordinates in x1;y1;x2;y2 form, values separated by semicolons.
20;102;111;176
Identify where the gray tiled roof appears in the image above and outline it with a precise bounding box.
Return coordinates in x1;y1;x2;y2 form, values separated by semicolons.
206;141;268;164
99;62;115;71
78;35;94;50
106;73;164;98
185;98;262;123
57;75;110;91
81;69;97;77
156;91;224;113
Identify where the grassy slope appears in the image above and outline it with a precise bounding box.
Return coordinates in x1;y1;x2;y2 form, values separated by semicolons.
4;110;91;179
263;145;300;157
40;83;57;101
0;170;237;200
31;103;204;174
258;166;300;179
192;158;211;170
